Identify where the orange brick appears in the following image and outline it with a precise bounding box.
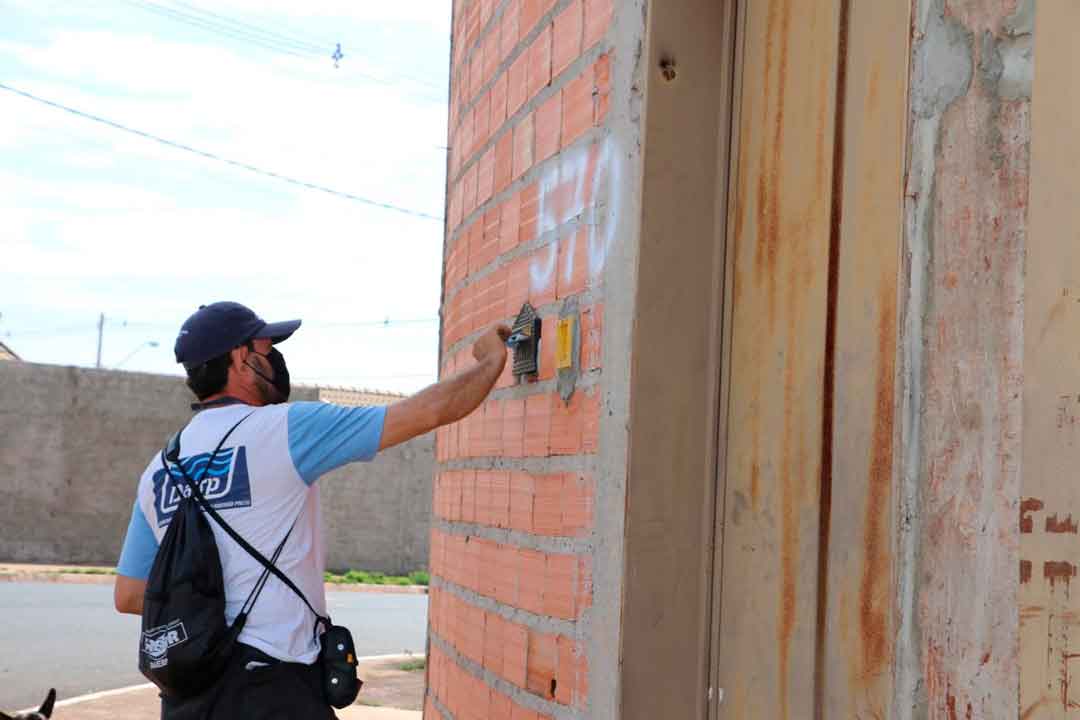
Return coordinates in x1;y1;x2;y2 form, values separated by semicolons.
463;601;486;663
527;25;552;100
544;554;577;619
491;471;510;528
502;397;525;456
505;255;531;320
511;704;538;720
494;132;515;196
479;0;495;27
583;0;613;49
562;474;594;535
483;611;505;672
490;72;508;134
475;472;493;527
499;191;521;252
529;250;557;310
532;473;564;536
461;469;477;523
519;183;540;244
526;631;557;698
524;393;551;456
494;542;519;604
500;0;521;61
517;549;546;614
475;92;492;150
462;164;479;218
481;26;500;85
504;621;529;688
469;55;484;103
537;314;557;378
561;67;595;148
581;303;603;370
519;0;543;40
534;91;562;163
509;472;534;532
477;144;496;207
582;389;600;453
594;54;611;123
513;113;534;180
551;0;583;78
482;397;504;455
449;185;464;233
557;228;589;299
489;690;513;719
549;391;583;455
507;52;530;116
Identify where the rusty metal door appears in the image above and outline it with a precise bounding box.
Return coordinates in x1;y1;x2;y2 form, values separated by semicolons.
708;1;910;718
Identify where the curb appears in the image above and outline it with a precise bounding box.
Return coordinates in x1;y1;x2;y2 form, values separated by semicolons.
0;569;429;595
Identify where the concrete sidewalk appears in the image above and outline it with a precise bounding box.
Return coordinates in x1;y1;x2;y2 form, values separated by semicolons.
42;657;424;720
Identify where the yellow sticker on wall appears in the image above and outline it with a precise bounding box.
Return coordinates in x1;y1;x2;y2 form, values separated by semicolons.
556;317;575;370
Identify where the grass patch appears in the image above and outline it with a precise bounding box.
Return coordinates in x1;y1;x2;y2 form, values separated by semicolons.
58;567;116;575
324;568;429;586
397;658;426;672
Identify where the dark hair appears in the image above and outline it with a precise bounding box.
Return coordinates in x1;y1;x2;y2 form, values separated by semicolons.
185;351;233;400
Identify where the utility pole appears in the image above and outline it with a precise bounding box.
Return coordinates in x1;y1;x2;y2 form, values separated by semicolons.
95;313;104;369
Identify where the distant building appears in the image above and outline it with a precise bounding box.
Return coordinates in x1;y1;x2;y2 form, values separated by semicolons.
0;340;20;361
314;386;405;407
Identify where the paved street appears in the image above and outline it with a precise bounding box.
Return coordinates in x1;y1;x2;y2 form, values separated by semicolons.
0;582;427;712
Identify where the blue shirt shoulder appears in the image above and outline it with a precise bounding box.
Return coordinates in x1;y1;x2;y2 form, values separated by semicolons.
286;402;387;485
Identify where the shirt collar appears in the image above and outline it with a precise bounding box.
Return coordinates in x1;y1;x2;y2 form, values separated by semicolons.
190;396;250;411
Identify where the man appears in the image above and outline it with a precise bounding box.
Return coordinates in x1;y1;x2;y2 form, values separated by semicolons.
114;301;509;718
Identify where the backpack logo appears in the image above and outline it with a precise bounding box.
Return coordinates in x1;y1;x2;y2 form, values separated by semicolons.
142;619;189;666
151;446;252;527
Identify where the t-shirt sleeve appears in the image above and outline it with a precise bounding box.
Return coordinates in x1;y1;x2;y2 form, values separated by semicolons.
287;402;387;485
116;501;159;580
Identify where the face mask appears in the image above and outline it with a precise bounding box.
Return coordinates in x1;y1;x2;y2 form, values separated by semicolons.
246;347;291;403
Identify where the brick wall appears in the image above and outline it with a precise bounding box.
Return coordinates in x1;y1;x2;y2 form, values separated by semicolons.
429;0;615;717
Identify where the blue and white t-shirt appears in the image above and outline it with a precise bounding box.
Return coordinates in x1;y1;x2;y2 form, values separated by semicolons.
117;400;386;664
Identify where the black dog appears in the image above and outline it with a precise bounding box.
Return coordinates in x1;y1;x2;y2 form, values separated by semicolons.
0;689;55;720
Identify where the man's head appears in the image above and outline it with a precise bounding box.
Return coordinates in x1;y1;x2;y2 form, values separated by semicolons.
174;302;301;404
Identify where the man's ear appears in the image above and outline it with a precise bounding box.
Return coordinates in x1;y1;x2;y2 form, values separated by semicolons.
229;345;250;374
38;688;56;718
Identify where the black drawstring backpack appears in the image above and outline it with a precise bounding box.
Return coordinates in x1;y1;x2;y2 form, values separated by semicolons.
139;413;284;698
139;413;362;707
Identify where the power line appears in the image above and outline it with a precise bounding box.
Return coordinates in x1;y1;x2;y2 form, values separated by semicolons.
0;83;444;221
163;0;447;92
122;0;446;101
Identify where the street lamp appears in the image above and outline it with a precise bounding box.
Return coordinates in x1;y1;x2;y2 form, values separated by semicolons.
115;340;159;369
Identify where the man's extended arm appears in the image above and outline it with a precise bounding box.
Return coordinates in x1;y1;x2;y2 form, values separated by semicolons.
379;326;509;450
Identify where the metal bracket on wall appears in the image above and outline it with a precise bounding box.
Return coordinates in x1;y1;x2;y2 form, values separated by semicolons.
508;302;542;379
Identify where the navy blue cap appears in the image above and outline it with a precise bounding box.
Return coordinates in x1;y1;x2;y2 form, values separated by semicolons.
174;301;301;369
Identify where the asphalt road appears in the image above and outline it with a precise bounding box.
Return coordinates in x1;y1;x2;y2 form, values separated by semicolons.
0;582;428;712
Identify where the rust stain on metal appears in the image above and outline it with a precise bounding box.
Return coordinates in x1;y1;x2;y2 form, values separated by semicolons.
1021;560;1032;584
1044;561;1076;590
858;279;895;678
1021;497;1044;533
1046;514;1078;534
754;0;791;331
779;265;799;720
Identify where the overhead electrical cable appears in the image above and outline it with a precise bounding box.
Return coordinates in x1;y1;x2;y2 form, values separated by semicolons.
165;0;446;92
0;83;443;221
122;0;446;101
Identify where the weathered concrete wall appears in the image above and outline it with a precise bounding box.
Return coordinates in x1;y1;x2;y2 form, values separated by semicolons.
0;361;433;574
896;1;1031;717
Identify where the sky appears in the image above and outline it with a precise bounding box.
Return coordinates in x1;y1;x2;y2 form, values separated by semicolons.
0;0;451;394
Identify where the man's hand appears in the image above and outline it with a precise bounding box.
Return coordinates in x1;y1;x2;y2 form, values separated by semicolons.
473;325;511;365
380;324;513;451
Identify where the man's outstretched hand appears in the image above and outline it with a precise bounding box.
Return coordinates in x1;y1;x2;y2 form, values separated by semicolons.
473;325;511;366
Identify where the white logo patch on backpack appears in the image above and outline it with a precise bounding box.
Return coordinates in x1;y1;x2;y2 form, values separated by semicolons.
142;619;189;667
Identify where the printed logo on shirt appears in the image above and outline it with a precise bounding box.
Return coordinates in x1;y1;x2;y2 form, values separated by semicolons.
151;446;252;527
